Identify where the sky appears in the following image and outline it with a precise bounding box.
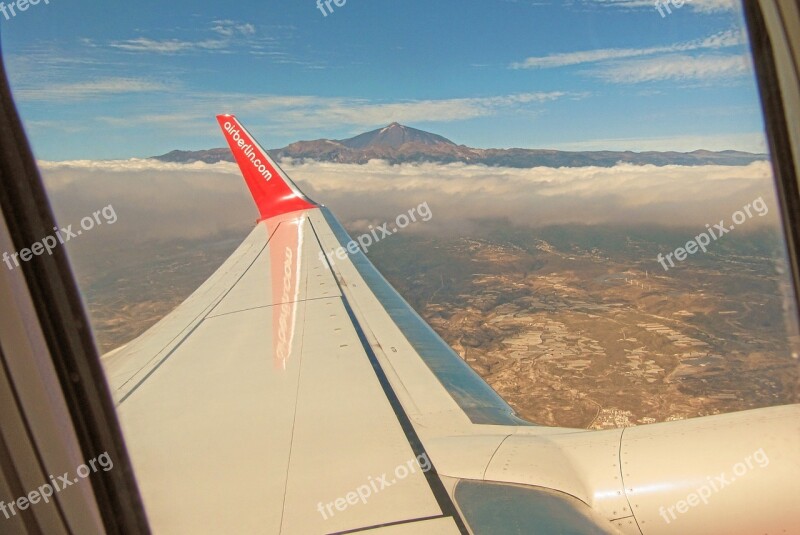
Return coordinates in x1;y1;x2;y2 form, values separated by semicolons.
0;0;768;160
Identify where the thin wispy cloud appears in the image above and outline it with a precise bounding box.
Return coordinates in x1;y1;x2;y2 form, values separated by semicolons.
108;38;229;54
511;29;745;69
88;91;572;133
594;54;751;83
109;20;261;54
588;0;739;13
14;88;570;137
15;78;174;101
211;20;256;37
264;92;569;127
688;0;740;13
106;19;277;56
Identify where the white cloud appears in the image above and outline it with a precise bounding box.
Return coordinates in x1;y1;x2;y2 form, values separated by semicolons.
39;158;235;174
513;47;662;69
14;78;174;101
108;37;229;54
38;159;778;241
106;21;262;54
211;20;257;37
106;19;276;56
588;0;739;13
590;0;662;6
82;91;571;133
699;29;745;48
552;132;767;153
14;82;571;133
511;29;745;69
288;160;777;230
594;54;751;83
254;92;568;127
688;0;740;13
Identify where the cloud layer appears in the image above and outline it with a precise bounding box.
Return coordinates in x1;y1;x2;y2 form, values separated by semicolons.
38;159;780;248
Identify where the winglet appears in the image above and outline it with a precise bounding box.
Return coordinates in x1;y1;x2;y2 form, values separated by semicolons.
216;115;317;221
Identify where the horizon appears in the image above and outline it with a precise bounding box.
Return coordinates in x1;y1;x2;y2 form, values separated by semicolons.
148;121;768;158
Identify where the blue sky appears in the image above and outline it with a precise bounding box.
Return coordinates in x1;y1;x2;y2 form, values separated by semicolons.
0;0;766;160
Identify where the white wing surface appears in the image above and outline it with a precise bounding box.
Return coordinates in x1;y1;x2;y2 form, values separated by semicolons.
103;116;800;535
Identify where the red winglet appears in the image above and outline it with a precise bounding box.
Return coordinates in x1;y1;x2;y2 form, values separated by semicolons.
216;115;317;220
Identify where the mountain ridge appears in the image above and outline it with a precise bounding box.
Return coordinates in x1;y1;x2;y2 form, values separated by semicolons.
152;123;767;168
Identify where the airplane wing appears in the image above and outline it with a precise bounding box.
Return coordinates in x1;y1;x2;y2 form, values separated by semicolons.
102;116;800;535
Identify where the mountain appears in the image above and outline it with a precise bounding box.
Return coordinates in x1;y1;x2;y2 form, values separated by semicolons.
340;122;456;149
152;123;767;167
154;148;233;165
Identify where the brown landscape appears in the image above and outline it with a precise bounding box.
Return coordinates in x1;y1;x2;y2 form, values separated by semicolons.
70;218;800;430
368;223;800;428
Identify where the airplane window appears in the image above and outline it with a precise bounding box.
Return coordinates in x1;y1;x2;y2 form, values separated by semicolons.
4;1;794;429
